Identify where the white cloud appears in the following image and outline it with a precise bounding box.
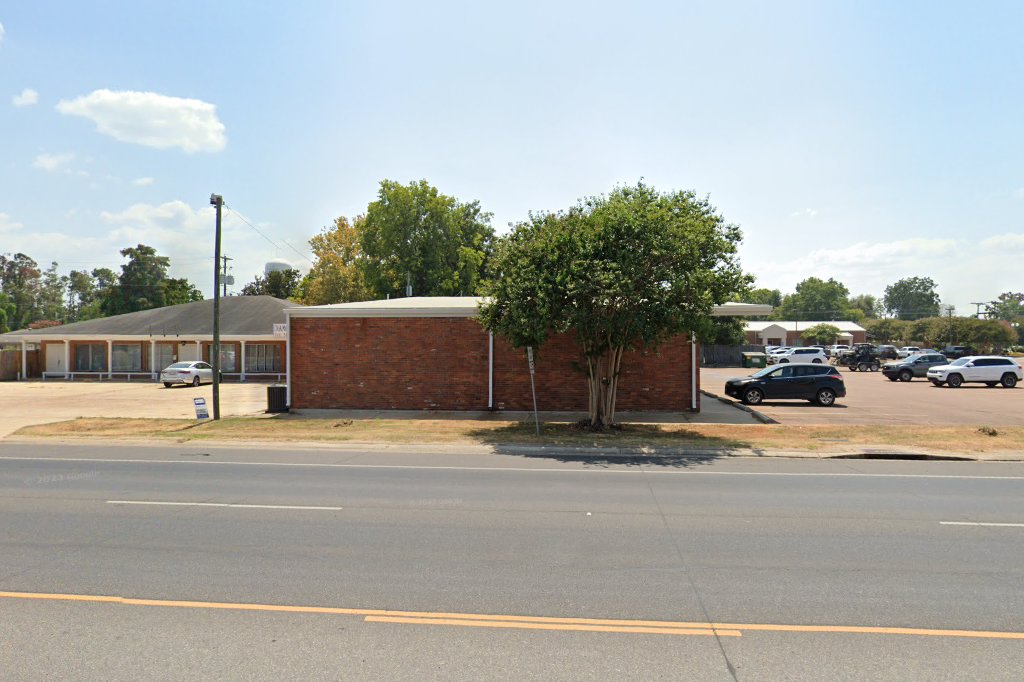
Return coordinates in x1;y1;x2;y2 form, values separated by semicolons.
132;176;155;186
32;152;76;172
980;233;1024;252
0;212;24;233
790;208;818;219
0;22;5;45
56;89;227;153
13;88;37;107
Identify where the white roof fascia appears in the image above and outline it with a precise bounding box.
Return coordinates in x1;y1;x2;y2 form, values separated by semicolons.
711;303;773;317
2;334;281;343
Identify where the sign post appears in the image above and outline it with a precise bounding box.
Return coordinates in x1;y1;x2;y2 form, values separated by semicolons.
526;347;540;436
193;397;210;421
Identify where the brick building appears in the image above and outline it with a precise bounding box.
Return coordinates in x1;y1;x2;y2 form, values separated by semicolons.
744;320;867;347
286;297;770;413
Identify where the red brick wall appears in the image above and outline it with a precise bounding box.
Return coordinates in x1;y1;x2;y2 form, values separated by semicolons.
290;316;698;412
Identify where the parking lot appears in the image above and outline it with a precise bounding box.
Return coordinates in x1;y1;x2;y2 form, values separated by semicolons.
0;381;269;437
702;365;1024;426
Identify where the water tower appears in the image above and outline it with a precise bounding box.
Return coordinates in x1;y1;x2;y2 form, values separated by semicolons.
264;259;293;276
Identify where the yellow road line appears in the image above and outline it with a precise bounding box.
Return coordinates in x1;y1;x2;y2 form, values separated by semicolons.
1;591;1022;640
364;615;740;636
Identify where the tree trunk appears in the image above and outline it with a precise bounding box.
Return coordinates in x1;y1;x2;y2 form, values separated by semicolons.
585;345;624;430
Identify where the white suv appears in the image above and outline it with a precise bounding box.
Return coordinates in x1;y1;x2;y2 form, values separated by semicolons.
926;356;1022;388
773;347;828;365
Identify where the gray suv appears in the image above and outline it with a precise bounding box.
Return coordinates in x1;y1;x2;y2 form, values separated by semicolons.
881;353;949;382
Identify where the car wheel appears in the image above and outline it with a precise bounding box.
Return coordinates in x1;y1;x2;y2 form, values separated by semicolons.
191;376;201;387
812;358;822;364
946;373;963;388
1001;373;1018;388
870;362;880;372
815;388;836;406
742;387;764;405
898;370;912;382
779;359;789;364
857;362;869;372
163;382;173;388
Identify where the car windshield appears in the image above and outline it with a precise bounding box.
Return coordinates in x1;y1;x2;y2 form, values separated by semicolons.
750;366;777;378
166;362;192;369
949;358;970;366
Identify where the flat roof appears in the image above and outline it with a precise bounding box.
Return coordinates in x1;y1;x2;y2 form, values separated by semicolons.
287;297;773;319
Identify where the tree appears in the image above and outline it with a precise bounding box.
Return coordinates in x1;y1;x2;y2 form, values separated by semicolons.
101;244;170;316
0;252;42;330
883;277;940;320
775;277;854;321
359;179;494;298
162;278;204;306
299;216;373;305
73;267;118;321
36;262;68;323
0;292;15;333
703;317;747;346
241;269;301;299
863;318;909;344
848;293;880;319
480;182;749;429
801;323;842;345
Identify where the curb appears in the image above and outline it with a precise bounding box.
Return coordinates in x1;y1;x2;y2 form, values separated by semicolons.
700;389;778;424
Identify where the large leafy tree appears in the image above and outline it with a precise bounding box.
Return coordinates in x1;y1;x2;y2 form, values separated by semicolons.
241;269;302;299
0;252;42;330
163;278;204;306
359;179;494;298
480;182;749;429
862;318;910;344
299;216;372;305
848;293;880;319
101;244;171;315
775;277;856;321
35;262;68;323
0;292;16;333
801;323;842;345
71;267;118;321
883;276;941;320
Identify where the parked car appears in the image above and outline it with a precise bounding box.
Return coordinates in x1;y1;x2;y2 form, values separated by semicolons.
881;352;949;382
773;347;828;364
826;344;850;358
926;356;1022;388
766;347;793;364
724;363;846;406
896;346;921;358
160;361;215;387
876;345;899;359
940;346;975;359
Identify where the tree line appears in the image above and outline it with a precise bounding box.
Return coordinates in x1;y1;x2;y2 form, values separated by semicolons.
0;246;202;333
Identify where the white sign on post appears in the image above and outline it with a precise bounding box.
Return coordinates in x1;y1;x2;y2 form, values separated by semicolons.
526;347;540;436
193;397;210;421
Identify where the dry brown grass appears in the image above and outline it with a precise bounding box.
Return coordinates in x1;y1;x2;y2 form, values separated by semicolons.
12;417;1024;453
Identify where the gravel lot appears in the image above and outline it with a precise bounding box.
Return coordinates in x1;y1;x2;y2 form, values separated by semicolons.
702;365;1024;426
0;381;270;437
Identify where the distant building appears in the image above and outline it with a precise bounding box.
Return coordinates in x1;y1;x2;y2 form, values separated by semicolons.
744;321;867;346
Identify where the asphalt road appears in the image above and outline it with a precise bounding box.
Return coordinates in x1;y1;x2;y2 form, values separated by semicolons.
1;442;1022;680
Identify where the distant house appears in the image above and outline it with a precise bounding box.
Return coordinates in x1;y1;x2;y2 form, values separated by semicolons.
744;320;867;347
0;296;297;381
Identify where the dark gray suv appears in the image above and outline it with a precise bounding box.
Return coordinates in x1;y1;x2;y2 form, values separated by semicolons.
881;353;949;382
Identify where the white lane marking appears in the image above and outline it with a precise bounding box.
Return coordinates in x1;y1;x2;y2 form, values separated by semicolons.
940;521;1024;527
0;457;1021;480
106;500;342;511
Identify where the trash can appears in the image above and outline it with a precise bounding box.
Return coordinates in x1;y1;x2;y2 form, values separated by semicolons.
266;384;288;413
742;352;767;368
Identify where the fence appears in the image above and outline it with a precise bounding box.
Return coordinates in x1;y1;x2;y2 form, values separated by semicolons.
700;344;765;367
0;349;40;380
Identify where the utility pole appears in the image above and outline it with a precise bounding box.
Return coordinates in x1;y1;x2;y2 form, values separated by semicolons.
221;255;233;297
210;194;223;421
944;304;955;347
970;302;986;319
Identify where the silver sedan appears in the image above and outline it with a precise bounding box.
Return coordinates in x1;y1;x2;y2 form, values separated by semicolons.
160;361;214;388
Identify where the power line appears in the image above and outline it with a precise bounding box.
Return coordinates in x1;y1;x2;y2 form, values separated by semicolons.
223;205;315;268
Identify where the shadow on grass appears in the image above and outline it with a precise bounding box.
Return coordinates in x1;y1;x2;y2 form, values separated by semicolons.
468;421;763;468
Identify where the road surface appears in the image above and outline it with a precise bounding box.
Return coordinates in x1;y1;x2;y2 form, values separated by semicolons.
1;442;1022;680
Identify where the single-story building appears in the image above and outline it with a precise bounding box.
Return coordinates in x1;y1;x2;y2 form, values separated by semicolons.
286;297;771;413
0;296;297;381
744;320;867;347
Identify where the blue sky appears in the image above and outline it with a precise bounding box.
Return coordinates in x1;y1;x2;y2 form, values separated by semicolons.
1;1;1022;313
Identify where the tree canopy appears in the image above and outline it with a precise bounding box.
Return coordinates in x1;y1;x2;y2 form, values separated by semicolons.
801;323;842;345
100;244;172;315
242;268;302;299
883;276;941;320
298;216;372;305
359;179;494;298
480;182;749;429
775;277;859;321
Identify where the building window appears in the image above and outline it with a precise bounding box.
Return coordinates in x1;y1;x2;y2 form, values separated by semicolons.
112;343;143;372
74;343;107;372
245;344;281;372
155;344;176;370
219;345;238;373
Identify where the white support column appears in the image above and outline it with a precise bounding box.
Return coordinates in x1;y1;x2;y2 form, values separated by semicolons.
20;340;27;381
150;340;156;380
487;333;494;410
690;332;698;412
107;340;113;380
64;341;70;380
240;341;246;382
